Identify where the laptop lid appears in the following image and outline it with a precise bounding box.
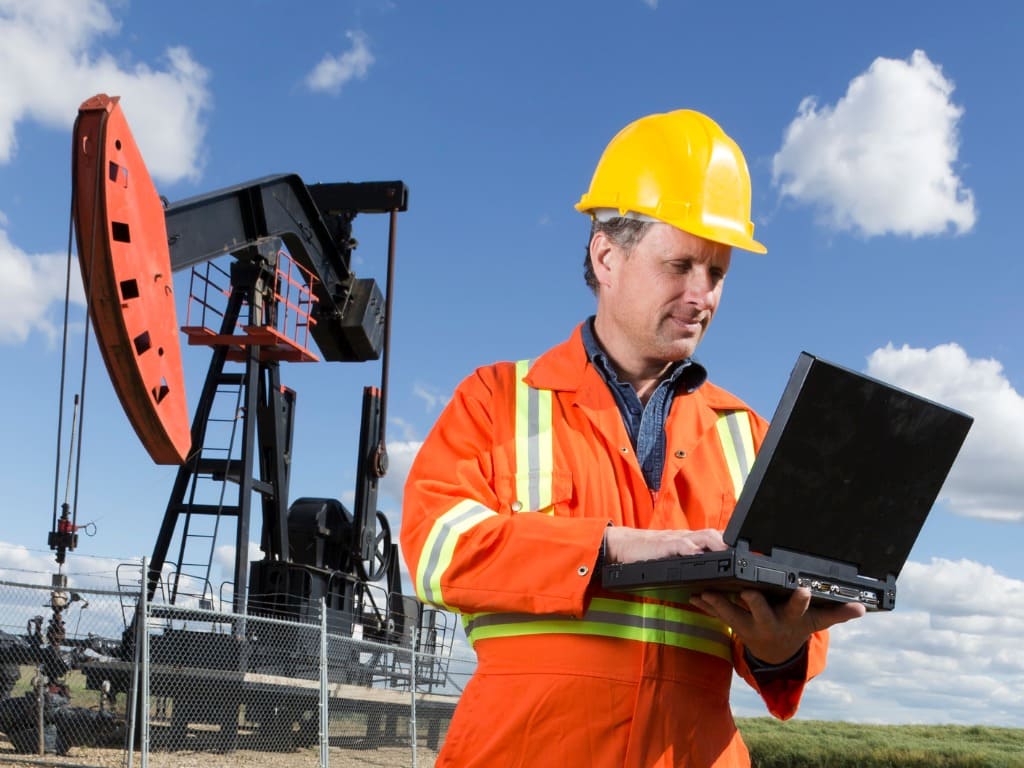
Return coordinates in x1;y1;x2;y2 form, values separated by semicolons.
723;352;973;581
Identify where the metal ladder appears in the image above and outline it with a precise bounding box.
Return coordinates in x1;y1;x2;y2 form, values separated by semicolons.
147;244;308;613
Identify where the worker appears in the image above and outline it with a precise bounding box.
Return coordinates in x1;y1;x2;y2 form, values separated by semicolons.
400;109;866;767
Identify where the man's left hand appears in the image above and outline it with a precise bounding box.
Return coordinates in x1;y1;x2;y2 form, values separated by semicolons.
690;587;866;665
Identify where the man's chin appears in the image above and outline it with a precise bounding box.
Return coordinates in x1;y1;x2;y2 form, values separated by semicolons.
668;336;702;361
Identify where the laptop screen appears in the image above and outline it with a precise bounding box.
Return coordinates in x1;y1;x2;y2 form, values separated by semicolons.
724;353;973;581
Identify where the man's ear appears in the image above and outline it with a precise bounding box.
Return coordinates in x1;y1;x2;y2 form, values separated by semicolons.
589;230;617;289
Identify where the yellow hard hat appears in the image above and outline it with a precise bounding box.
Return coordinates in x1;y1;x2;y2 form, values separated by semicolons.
576;109;767;254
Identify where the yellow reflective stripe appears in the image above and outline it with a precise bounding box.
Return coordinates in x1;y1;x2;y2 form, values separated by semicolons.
415;499;496;611
463;596;733;661
715;410;756;497
514;359;554;513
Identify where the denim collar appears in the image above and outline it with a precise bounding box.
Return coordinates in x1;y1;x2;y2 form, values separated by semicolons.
579;317;706;490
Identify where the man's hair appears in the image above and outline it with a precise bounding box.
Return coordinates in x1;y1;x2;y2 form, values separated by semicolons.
582;216;654;293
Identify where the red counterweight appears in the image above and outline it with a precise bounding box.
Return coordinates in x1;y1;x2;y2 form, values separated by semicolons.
72;94;190;464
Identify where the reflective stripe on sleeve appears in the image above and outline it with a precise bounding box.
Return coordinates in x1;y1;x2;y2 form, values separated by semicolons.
463;596;733;661
514;359;554;513
715;410;756;498
414;499;497;611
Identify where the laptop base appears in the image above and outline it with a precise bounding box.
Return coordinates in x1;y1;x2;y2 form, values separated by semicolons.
602;541;897;611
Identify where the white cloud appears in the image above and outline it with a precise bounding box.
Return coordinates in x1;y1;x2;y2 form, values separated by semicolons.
0;541;54;584
0;0;210;184
306;31;374;95
866;343;1024;522
0;220;84;344
772;50;976;238
413;383;448;413
380;439;422;508
731;558;1024;725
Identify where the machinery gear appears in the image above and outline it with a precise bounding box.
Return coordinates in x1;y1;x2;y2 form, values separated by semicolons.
575;109;767;254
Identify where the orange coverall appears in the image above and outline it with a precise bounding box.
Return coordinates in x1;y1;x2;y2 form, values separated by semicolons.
401;326;829;767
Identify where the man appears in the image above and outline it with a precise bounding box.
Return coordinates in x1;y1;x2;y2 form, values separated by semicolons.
401;110;865;767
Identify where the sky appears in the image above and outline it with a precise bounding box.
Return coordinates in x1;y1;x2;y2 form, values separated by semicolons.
1;0;1023;728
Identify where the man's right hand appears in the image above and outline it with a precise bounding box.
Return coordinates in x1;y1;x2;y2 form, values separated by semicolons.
604;527;727;565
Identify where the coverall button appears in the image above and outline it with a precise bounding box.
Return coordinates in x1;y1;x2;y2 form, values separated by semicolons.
577;565;589;576
510;500;523;512
674;450;686;459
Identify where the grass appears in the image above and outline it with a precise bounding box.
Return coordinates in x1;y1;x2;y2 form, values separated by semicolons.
738;718;1024;768
9;664;123;715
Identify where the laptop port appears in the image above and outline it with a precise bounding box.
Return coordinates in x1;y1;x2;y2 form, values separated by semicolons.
859;591;880;607
798;577;881;606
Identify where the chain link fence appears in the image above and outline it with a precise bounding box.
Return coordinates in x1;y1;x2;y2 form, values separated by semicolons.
0;565;472;767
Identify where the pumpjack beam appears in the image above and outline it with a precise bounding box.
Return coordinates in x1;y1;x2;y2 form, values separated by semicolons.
164;175;408;363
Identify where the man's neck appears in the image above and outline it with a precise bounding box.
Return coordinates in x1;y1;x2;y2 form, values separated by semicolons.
588;319;675;404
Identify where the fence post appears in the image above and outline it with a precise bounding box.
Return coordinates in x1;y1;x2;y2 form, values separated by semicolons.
126;557;148;768
140;557;150;768
141;561;150;768
320;597;329;768
410;625;418;768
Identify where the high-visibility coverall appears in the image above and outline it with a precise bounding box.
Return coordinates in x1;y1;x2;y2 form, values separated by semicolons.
401;326;830;767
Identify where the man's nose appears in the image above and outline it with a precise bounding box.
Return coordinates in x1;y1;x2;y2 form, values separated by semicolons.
684;270;717;307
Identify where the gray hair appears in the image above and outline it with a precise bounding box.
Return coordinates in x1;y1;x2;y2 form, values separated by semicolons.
582;216;655;293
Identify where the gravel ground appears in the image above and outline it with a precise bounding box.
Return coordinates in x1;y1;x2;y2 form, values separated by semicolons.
0;743;440;768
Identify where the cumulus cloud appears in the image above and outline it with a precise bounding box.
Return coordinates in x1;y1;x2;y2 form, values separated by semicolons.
731;558;1024;725
0;0;210;183
866;343;1024;522
0;219;84;344
772;50;976;238
306;31;374;95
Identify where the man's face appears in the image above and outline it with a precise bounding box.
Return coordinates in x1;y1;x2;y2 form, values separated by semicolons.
592;222;732;375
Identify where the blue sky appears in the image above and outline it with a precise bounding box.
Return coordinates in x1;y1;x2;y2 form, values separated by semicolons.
1;0;1023;727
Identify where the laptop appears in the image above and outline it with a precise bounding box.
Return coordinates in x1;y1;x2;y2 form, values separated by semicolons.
602;352;973;611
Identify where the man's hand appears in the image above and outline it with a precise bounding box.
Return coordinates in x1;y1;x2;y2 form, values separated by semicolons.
690;588;866;665
604;527;726;565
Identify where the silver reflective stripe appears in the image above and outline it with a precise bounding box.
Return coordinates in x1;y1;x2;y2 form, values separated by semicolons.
514;359;554;513
414;500;496;611
463;596;733;661
715;410;756;497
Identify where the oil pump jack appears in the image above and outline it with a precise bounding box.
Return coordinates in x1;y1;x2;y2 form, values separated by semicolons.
60;93;450;712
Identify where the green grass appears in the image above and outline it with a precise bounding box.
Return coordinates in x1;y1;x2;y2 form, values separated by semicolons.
739;718;1024;768
9;665;121;714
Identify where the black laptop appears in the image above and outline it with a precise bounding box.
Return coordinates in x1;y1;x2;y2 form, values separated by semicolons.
602;352;973;611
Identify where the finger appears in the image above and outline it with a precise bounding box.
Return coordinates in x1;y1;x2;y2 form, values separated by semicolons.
689;595;713;615
737;589;778;625
692;591;751;632
696;529;727;551
780;587;813;623
811;601;867;630
676;529;726;553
